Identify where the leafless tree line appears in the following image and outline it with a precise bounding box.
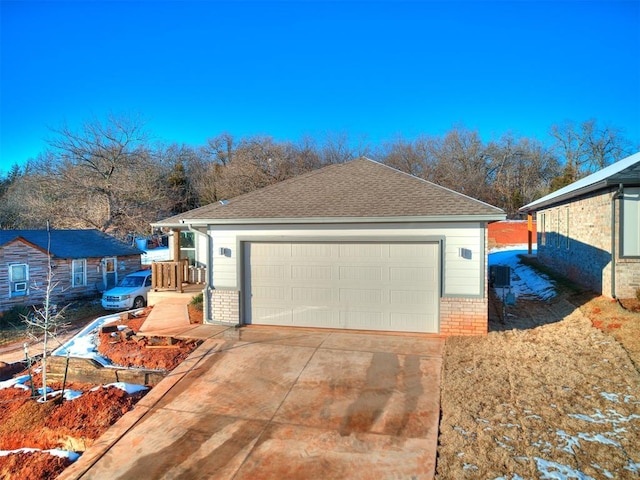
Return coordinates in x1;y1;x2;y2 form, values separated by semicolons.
0;115;634;238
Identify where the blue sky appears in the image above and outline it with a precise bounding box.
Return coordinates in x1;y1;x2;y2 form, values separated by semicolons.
1;1;639;173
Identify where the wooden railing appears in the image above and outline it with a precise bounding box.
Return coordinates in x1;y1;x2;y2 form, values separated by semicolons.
151;260;187;292
151;260;207;292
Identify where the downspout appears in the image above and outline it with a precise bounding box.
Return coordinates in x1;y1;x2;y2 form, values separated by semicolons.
187;224;213;324
610;184;624;298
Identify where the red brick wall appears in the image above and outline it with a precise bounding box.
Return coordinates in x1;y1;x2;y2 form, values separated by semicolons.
439;297;488;336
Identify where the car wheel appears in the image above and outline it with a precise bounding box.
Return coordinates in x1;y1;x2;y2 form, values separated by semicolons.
133;296;146;309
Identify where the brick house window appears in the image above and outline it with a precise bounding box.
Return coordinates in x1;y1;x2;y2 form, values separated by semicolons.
621;187;640;257
9;263;29;297
556;209;561;248
565;208;570;250
539;212;546;246
72;259;87;287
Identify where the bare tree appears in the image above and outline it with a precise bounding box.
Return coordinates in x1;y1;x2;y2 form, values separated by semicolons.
22;224;69;402
549;119;632;183
12;114;169;237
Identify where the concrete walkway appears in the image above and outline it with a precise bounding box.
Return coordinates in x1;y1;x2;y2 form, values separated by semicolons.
59;327;444;479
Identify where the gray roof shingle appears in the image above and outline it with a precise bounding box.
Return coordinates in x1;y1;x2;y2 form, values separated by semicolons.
0;229;142;259
156;157;504;225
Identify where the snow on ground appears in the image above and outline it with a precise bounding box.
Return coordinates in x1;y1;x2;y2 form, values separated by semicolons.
52;310;144;366
0;448;80;462
141;246;170;265
489;244;556;301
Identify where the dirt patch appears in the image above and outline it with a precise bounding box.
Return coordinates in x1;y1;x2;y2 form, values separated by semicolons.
437;292;640;479
96;311;199;371
0;380;147;479
0;303;202;479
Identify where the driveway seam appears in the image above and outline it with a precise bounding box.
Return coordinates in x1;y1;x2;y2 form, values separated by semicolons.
230;332;333;479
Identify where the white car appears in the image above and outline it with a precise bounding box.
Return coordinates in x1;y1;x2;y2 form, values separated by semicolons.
101;270;152;310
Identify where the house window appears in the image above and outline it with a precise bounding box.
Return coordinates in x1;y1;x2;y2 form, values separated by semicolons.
539;212;546;246
180;231;196;266
556;209;561;248
72;259;87;287
621;187;640;257
9;263;29;297
565;207;570;250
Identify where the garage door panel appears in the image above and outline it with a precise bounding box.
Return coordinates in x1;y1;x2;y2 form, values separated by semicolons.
252;285;287;301
390;243;434;259
252;265;286;280
339;243;383;258
293;308;339;327
292;286;333;302
253;307;292;325
389;266;434;282
245;241;440;333
292;243;336;258
291;265;332;280
390;289;432;305
341;311;385;329
339;265;382;281
339;288;383;304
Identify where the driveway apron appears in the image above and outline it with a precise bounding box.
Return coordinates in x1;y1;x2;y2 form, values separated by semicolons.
60;328;444;480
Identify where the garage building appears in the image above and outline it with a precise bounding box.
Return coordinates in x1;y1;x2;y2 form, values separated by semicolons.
154;158;505;336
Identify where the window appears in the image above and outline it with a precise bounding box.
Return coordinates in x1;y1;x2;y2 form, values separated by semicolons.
539;212;546;246
9;263;28;297
556;209;561;248
72;259;87;287
565;207;570;250
621;187;640;257
180;231;196;266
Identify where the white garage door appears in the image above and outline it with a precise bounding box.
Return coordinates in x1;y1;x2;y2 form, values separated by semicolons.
243;241;440;333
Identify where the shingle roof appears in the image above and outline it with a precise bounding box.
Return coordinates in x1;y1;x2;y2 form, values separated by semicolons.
156;157;505;225
0;229;142;259
520;152;640;213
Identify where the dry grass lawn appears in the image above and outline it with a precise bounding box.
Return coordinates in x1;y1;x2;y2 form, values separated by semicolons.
437;289;640;479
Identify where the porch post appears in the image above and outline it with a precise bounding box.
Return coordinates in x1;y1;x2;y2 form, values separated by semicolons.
172;228;183;292
527;213;533;255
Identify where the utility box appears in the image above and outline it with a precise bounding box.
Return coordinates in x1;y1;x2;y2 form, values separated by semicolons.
490;265;511;288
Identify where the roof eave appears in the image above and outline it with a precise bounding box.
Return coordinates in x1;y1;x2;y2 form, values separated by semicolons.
153;213;506;228
519;180;612;213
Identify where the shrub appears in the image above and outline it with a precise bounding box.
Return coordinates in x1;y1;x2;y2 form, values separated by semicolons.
190;293;204;311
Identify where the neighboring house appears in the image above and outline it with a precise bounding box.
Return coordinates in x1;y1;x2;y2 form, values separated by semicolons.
153;157;506;336
0;229;143;312
520;152;640;299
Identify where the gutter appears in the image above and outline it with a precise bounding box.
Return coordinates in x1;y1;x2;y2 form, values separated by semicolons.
152;213;506;229
187;224;213;324
610;184;624;298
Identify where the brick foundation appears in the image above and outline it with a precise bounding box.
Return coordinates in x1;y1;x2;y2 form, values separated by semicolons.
439;297;488;336
211;289;240;324
208;290;489;335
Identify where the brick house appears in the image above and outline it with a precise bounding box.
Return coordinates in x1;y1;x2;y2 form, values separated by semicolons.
153;158;506;336
0;229;143;312
520;152;640;299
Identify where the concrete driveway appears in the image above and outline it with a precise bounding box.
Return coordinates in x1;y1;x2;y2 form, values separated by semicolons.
60;327;444;479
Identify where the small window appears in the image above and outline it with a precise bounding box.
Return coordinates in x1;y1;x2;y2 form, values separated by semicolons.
180;231;196;266
565;208;570;250
72;259;87;287
539;212;546;246
621;187;640;257
9;263;29;297
556;209;561;248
